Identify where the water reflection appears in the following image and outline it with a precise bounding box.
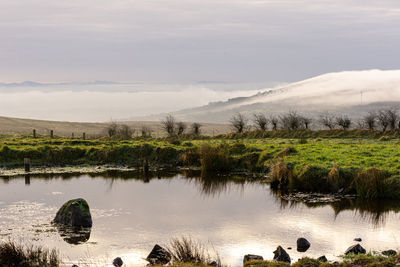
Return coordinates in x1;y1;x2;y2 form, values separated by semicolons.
55;224;91;245
1;171;400;266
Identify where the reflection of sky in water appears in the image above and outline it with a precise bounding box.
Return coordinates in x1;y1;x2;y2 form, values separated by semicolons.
0;174;400;266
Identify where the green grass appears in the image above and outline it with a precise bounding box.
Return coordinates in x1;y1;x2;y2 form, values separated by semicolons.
1;131;400;198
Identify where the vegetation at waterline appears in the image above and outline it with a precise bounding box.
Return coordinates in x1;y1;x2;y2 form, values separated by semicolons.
1;129;400;198
0;240;59;267
244;253;400;267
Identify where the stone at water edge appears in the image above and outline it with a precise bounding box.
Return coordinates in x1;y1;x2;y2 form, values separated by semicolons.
53;198;92;227
243;254;263;264
146;244;171;265
297;237;311;252
113;257;123;267
345;244;366;255
382;249;397;256
317;256;327;262
354;238;362;242
273;246;291;263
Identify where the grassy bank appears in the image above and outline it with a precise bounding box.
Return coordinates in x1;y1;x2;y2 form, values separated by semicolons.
1;131;400;198
245;253;400;267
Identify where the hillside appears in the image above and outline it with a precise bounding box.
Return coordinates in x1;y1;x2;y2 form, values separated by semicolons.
138;69;400;123
0;116;230;137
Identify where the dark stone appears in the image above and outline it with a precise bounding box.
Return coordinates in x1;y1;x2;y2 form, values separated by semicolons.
146;244;171;265
354;238;362;242
243;254;263;264
345;244;366;255
72;265;79;267
287;247;292;250
113;257;123;267
53;198;92;227
208;261;217;266
273;246;291;263
382;249;397;256
317;256;327;262
297;238;311;252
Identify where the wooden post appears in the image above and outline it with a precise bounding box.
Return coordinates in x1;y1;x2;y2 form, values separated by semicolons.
82;132;86;140
24;158;31;172
25;174;30;185
33;129;36;138
143;159;149;174
72;133;74;139
50;130;54;139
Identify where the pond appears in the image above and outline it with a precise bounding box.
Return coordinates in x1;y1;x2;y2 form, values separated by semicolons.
1;171;400;266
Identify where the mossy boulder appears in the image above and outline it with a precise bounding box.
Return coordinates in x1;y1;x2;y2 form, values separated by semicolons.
53;198;92;227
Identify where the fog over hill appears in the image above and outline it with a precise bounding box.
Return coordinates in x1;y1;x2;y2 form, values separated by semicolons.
135;69;400;123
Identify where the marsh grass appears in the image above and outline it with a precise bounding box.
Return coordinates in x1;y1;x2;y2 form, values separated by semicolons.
270;161;292;189
0;240;59;267
352;168;388;199
200;145;231;172
167;237;223;267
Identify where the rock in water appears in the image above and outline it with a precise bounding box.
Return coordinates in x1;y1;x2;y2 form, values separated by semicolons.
112;257;123;267
382;249;397;256
354;238;362;242
297;238;311;252
317;256;327;262
53;198;92;227
273;246;291;263
345;244;366;255
146;244;171;265
243;254;263;264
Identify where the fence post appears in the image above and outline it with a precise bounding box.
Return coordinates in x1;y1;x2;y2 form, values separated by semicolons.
33;129;36;138
50;130;54;139
83;132;86;140
24;158;31;172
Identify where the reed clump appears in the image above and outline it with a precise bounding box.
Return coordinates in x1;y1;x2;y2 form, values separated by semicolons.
167;237;222;267
0;240;59;267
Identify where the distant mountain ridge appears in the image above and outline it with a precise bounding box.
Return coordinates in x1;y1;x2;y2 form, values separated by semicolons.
0;80;119;87
134;69;400;123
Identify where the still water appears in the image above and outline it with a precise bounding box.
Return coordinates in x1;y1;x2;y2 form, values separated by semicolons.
1;172;400;266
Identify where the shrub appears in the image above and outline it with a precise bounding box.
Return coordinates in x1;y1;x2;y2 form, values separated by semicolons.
200;145;231;172
383;175;400;199
352;168;388;199
182;149;201;166
167;237;222;267
0;240;59;267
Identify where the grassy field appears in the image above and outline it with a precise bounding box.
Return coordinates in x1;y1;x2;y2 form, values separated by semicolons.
0;129;400;198
0;116;231;137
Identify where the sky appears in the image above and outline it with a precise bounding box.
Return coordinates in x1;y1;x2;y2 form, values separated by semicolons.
1;0;399;83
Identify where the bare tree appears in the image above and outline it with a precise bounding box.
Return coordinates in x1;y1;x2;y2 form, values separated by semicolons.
336;115;352;130
141;126;152;137
177;122;187;135
191;123;202;135
253;113;268;131
319;113;336;130
162;115;176;136
107;122;118;137
377;110;390;132
270;116;279;130
385;108;398;130
117;124;134;139
300;116;312;129
363;112;376;130
280;111;301;130
230;113;247;133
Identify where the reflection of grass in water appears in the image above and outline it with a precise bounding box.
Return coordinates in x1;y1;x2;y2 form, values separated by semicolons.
271;186;400;227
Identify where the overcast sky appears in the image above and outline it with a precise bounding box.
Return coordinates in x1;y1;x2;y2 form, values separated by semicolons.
0;0;399;83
